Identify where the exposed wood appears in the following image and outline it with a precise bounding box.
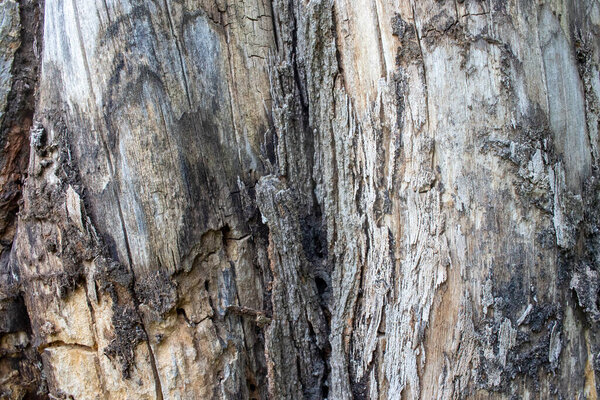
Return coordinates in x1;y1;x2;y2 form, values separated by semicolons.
1;0;599;399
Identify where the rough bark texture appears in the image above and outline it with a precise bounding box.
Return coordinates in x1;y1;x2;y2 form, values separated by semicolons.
0;1;45;398
1;0;600;399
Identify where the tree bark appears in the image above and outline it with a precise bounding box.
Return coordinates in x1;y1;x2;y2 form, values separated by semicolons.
1;0;600;399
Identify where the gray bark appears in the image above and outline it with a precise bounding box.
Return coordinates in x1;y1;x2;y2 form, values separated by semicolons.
1;0;600;399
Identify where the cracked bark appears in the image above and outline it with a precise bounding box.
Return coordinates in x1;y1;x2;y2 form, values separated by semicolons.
2;0;600;399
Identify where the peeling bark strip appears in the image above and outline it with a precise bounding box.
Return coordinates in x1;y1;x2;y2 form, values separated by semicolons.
1;0;600;399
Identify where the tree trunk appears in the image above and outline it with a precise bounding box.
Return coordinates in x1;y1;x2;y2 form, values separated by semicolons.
1;0;600;399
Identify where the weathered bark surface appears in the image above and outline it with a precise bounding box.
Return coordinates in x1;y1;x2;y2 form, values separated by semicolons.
0;1;45;398
1;0;600;399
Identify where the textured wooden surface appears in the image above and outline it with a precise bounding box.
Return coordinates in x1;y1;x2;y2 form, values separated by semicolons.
1;0;599;399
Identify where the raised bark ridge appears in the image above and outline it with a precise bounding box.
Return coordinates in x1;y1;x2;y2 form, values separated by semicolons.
1;0;600;399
